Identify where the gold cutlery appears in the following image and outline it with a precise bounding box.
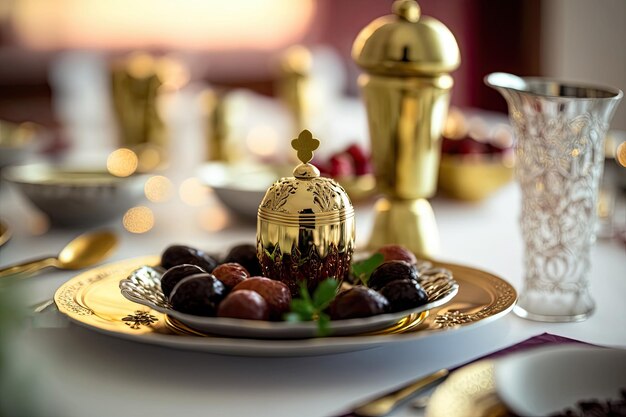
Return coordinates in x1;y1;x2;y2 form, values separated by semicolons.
349;368;449;416
0;230;118;278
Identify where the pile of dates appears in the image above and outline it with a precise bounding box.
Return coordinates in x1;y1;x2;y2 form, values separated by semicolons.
329;245;429;320
159;243;430;322
160;244;291;321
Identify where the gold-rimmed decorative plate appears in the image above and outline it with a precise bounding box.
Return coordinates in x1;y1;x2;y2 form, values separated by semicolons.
118;262;458;339
54;256;517;356
425;360;508;417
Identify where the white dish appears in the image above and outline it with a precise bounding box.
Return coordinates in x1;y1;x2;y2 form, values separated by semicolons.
3;163;147;227
196;162;288;219
119;265;459;339
495;345;626;416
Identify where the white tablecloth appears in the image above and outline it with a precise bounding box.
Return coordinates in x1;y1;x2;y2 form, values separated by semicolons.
1;182;625;417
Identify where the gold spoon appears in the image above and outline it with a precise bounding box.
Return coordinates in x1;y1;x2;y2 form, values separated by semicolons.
0;230;118;279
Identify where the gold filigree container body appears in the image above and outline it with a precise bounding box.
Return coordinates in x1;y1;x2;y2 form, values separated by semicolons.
257;130;355;296
352;0;460;258
486;72;623;322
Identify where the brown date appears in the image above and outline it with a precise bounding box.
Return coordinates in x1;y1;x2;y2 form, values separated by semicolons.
160;264;206;297
379;279;428;313
161;245;217;272
217;290;270;321
169;273;226;316
232;277;291;320
212;263;249;290
328;286;388;320
223;244;262;277
368;260;418;291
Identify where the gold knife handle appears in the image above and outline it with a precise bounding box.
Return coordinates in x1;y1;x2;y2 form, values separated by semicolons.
0;257;58;278
352;368;449;417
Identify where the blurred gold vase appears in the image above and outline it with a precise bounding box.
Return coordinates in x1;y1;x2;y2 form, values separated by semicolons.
111;53;187;171
352;0;460;257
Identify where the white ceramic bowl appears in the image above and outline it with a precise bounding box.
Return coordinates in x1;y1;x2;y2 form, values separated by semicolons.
495;345;626;416
196;162;290;220
3;163;147;227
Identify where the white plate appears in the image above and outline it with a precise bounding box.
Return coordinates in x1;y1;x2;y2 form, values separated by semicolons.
495;345;626;416
119;265;459;339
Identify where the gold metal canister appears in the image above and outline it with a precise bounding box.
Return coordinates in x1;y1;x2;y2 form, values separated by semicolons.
352;0;460;258
257;130;355;296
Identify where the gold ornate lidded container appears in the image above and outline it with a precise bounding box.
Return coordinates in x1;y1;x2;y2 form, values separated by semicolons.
352;0;460;258
257;130;355;296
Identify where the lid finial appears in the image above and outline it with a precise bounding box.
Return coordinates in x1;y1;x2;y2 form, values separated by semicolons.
291;129;321;179
392;0;420;22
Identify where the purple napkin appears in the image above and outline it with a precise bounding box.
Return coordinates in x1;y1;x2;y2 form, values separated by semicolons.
335;333;590;417
451;332;589;371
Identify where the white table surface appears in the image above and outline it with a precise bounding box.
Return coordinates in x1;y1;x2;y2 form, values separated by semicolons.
1;180;625;417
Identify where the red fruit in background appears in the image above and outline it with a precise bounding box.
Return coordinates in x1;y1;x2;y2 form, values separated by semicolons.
345;144;372;175
456;138;489;155
329;153;354;177
312;158;331;176
485;142;506;154
377;244;418;265
441;137;458;154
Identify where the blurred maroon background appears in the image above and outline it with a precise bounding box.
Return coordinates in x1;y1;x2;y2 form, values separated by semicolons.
0;0;540;129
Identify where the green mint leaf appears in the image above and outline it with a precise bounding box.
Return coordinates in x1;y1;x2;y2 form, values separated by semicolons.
316;312;331;337
283;312;303;323
312;278;339;310
290;299;315;320
351;253;384;286
298;281;312;304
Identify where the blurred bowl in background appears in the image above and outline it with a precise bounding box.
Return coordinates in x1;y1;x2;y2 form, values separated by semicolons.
197;162;291;220
334;173;377;202
3;163;147;227
197;162;377;220
0;121;41;169
438;155;514;201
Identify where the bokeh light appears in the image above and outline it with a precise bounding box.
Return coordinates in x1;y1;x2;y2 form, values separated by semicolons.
127;53;155;78
199;206;230;233
616;141;626;168
443;107;467;139
135;145;163;172
246;125;279;157
12;0;316;51
28;213;50;236
179;177;211;206
491;124;514;148
107;148;138;177
123;206;155;233
144;175;173;202
467;117;490;141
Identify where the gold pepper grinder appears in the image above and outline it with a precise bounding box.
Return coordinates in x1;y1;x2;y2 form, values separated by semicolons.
352;0;460;258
